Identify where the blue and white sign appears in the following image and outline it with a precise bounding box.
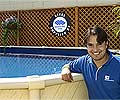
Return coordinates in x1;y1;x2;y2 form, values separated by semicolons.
50;12;70;36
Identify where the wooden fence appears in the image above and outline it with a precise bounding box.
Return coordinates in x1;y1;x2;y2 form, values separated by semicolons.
0;6;119;49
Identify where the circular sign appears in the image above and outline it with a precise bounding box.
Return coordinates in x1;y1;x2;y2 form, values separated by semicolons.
50;12;70;36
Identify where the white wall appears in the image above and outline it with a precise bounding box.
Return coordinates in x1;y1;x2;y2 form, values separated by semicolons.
0;0;119;11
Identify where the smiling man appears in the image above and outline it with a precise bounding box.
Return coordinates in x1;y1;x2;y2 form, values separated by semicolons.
61;26;120;100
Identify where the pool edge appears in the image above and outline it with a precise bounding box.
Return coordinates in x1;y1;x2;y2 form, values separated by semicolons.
0;73;84;89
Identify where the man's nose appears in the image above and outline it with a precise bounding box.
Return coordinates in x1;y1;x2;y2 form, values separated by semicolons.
93;45;98;52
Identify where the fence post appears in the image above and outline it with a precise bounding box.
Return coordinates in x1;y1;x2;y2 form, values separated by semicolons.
75;6;79;47
17;10;20;46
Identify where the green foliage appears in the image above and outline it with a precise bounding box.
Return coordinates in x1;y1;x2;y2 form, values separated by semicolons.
109;6;120;37
1;16;21;46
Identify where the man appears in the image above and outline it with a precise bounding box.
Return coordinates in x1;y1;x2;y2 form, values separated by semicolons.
61;26;120;99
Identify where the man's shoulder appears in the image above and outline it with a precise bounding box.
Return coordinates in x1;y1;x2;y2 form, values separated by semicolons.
112;54;120;63
109;50;120;63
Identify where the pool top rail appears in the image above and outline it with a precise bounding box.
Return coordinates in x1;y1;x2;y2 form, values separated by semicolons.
0;46;88;56
0;46;119;56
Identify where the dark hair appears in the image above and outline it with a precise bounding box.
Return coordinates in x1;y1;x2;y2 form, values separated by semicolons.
84;26;108;46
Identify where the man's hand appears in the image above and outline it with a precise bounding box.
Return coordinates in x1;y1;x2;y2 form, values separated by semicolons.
61;65;73;82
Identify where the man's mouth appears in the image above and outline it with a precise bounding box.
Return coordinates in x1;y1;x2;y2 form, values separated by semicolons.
93;52;99;55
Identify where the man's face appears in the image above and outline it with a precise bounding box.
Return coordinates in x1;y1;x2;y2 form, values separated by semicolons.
86;35;108;61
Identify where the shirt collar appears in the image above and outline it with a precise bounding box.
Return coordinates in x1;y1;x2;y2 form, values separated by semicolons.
104;50;113;66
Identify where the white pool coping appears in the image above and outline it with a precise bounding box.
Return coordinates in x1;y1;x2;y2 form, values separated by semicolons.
0;46;87;50
0;73;84;90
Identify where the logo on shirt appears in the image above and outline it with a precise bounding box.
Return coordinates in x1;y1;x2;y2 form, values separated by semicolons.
104;75;114;82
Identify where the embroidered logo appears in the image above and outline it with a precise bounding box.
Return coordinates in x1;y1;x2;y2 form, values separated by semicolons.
104;75;114;82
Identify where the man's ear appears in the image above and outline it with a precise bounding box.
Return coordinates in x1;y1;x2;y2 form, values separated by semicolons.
106;41;109;48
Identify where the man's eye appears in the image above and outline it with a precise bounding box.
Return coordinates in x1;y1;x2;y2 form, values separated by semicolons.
97;42;102;45
87;43;93;46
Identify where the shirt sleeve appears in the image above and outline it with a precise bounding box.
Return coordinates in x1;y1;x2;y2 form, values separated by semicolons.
69;55;87;73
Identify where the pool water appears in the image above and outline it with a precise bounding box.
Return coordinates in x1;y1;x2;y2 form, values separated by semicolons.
0;54;77;78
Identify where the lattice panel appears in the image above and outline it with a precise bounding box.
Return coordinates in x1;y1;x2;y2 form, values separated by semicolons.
78;6;120;49
19;8;76;46
0;11;18;46
0;6;120;49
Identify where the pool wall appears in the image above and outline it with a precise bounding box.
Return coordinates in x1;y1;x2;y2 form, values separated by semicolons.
0;46;89;100
0;73;88;100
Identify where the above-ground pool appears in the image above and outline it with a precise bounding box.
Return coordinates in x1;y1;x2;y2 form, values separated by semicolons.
0;46;119;100
0;46;87;78
0;46;89;100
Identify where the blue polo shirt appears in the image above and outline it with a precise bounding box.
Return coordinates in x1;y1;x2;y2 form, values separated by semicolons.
69;51;120;99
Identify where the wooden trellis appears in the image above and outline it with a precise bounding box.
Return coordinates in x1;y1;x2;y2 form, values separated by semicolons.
19;8;76;47
0;6;119;49
78;6;119;49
